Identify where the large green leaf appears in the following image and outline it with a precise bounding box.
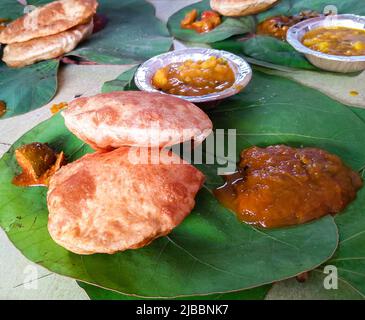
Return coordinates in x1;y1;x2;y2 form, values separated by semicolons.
350;107;365;124
0;0;51;20
212;36;315;70
257;0;365;22
326;186;365;297
268;186;365;300
78;282;271;300
267;270;364;300
167;0;255;43
101;65;139;93
0;60;59;119
248;66;365;109
0;71;345;298
68;0;172;64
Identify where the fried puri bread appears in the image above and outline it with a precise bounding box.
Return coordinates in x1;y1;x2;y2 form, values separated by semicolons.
2;21;93;68
47;147;205;254
210;0;279;16
62;91;213;151
0;0;98;44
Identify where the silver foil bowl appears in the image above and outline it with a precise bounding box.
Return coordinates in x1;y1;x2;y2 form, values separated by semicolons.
134;48;252;103
287;14;365;73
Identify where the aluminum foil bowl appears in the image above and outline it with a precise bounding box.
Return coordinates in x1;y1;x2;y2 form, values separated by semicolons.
134;48;252;103
287;14;365;73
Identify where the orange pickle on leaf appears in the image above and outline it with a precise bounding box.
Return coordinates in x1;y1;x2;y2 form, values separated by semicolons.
181;9;221;33
214;145;363;229
181;9;198;28
13;142;66;187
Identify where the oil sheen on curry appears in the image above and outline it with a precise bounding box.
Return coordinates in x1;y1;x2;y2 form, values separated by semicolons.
152;56;235;96
214;145;363;228
302;27;365;56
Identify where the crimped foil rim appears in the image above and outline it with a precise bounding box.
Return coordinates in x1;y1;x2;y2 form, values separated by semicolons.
287;14;365;62
134;48;252;103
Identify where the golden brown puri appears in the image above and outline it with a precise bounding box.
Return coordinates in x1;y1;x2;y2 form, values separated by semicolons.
47;147;205;255
2;21;93;68
0;0;98;44
210;0;279;16
62;91;213;151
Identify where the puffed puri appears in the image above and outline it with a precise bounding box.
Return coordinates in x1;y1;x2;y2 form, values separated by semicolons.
47;147;205;255
210;0;280;16
62;91;213;151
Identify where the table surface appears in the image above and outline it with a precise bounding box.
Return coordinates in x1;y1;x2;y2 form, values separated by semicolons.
0;0;364;300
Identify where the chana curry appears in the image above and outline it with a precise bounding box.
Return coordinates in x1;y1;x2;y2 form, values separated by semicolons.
152;56;235;96
302;26;365;56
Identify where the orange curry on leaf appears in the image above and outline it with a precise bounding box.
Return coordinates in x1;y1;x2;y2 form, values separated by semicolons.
13;142;66;187
214;145;362;229
181;9;221;33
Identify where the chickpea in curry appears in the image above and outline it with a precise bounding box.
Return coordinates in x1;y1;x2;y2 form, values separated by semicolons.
152;56;235;96
302;27;365;56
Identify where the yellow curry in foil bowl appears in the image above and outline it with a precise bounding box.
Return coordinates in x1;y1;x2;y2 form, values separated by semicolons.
134;48;252;104
287;14;365;73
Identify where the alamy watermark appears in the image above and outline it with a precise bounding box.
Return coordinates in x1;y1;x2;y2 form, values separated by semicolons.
124;125;237;175
323;265;338;290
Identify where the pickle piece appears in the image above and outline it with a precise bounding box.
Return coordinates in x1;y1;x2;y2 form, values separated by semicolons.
15;143;57;179
13;143;66;187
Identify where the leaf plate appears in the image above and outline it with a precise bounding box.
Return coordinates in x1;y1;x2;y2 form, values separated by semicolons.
0;70;346;298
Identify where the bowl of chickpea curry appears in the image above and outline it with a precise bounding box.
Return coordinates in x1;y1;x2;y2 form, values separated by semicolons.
287;14;365;73
134;48;252;103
